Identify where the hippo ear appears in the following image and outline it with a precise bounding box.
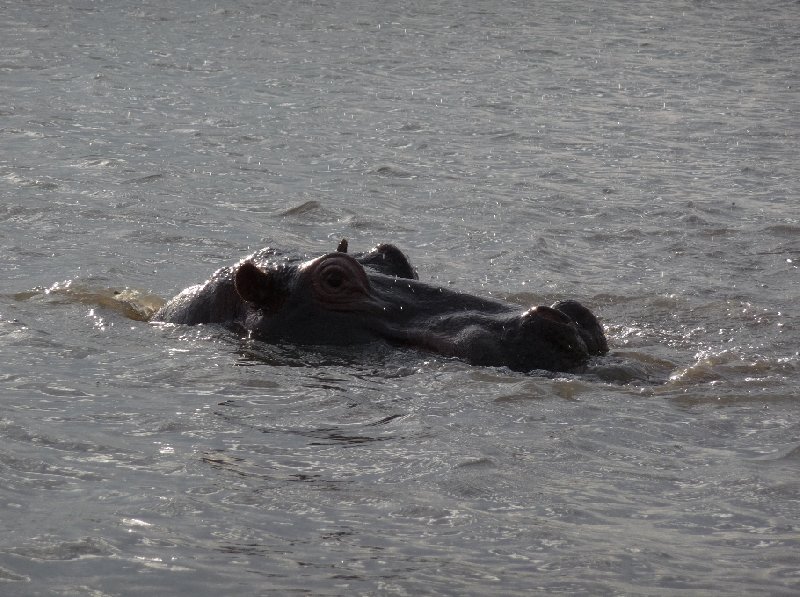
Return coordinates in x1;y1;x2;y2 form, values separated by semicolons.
234;261;286;311
356;243;418;280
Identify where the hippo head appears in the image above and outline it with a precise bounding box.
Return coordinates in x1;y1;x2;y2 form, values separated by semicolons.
231;243;607;373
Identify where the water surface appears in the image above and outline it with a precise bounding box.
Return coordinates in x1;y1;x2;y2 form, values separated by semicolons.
1;1;798;594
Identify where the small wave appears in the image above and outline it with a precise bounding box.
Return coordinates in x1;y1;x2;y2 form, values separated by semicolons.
0;566;28;582
763;224;800;238
14;281;165;321
587;351;676;384
279;200;321;216
3;172;58;190
121;173;164;184
371;165;418;179
749;444;800;462
489;130;523;142
668;349;797;386
398;122;425;132
7;536;117;561
74;155;125;168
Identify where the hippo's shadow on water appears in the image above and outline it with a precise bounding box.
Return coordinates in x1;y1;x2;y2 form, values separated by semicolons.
233;337;421;379
233;337;669;384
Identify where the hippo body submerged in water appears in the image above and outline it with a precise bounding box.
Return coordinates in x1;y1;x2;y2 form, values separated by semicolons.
152;241;608;373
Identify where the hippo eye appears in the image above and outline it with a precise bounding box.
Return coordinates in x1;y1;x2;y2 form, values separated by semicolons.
323;270;344;289
310;253;370;309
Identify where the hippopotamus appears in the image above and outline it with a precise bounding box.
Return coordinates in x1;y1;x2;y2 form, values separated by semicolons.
152;240;608;373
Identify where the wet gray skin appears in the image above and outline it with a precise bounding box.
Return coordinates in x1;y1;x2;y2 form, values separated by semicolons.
152;241;608;373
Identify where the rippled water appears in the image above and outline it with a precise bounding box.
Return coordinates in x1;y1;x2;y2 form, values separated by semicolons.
1;1;799;594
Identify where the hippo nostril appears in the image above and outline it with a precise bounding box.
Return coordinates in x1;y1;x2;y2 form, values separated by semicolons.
507;305;591;371
551;299;609;356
